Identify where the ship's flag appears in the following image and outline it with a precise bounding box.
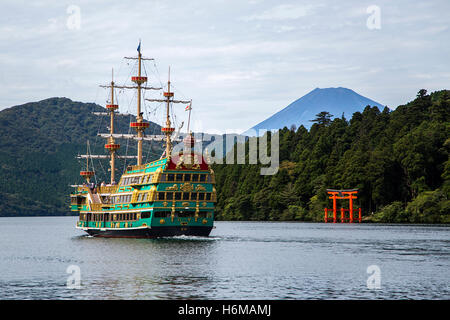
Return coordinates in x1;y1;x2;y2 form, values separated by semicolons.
185;103;192;111
137;41;141;53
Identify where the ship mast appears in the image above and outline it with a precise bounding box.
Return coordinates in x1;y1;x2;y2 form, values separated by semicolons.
117;41;161;165
104;69;120;184
78;45;163;180
163;67;175;158
135;47;145;165
86;43;191;175
79;141;95;182
146;68;191;159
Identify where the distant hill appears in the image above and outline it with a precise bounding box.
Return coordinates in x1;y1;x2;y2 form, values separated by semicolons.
0;97;162;216
244;87;385;135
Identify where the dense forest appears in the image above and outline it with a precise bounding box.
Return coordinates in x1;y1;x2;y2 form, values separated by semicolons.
212;89;450;223
0;97;162;216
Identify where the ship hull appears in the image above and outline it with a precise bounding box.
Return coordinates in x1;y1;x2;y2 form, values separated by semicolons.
82;226;213;238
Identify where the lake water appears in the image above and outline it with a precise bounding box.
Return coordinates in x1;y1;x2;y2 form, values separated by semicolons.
0;217;448;299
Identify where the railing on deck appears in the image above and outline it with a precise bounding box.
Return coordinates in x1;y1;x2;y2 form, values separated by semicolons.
89;203;103;211
97;185;118;194
127;164;147;172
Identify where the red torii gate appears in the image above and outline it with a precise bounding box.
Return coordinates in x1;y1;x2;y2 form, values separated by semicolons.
324;189;361;223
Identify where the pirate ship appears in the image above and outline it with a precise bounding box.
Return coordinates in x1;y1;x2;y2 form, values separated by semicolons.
70;43;216;238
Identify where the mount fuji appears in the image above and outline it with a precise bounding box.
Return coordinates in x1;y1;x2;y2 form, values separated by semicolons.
243;87;385;135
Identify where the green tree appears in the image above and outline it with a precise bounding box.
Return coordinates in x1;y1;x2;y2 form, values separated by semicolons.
310;111;333;126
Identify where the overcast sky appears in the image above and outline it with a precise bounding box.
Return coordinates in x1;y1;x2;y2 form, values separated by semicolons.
0;0;448;133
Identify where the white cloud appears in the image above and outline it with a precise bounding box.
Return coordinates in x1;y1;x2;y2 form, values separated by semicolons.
242;4;318;21
274;25;296;33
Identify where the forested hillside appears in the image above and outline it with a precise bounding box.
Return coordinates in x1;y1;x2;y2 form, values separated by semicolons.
0;97;162;216
213;90;450;223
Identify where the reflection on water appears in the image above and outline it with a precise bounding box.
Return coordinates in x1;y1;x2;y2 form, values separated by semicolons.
0;217;448;299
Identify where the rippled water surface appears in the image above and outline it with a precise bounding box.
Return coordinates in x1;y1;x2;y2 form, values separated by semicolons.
0;217;448;299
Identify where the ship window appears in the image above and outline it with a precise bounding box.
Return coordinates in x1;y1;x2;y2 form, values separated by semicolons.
183;192;190;200
176;174;183;182
137;194;142;202
160;174;166;182
199;174;206;182
158;192;165;200
141;212;151;219
184;174;191;182
142;193;148;201
167;174;175;182
166;192;173;200
178;211;195;218
191;174;199;182
198;193;205;201
206;193;211;201
175;192;182;200
154;211;169;218
191;193;198;201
